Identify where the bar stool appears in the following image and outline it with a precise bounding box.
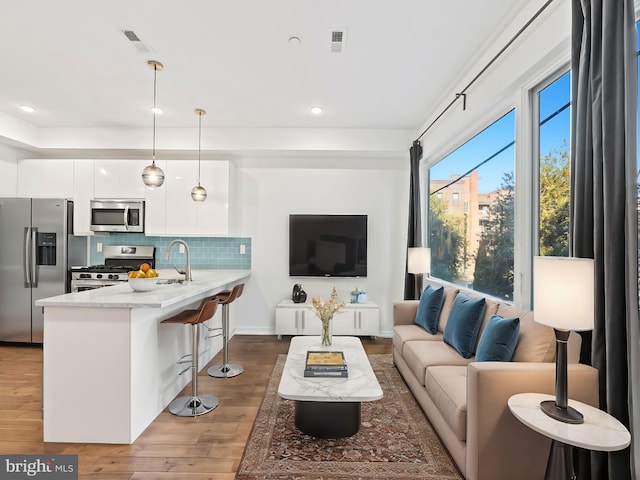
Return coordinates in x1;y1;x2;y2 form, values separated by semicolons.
207;283;244;378
162;297;221;416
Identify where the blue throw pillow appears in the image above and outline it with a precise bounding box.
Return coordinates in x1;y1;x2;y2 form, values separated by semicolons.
443;293;486;358
414;285;444;334
476;315;520;362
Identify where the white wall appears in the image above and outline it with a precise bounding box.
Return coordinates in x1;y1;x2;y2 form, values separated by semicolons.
0;143;24;196
234;163;409;337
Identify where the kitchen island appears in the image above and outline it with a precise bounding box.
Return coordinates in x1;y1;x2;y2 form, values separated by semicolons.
36;269;250;444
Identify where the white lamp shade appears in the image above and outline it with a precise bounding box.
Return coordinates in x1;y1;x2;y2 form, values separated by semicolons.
408;247;431;275
533;256;594;331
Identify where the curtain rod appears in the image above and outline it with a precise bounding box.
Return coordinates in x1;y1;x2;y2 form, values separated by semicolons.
416;0;555;142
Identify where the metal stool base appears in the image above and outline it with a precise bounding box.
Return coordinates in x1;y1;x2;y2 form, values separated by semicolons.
207;363;244;378
168;394;219;416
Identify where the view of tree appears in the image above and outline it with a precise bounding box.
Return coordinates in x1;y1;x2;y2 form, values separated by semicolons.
429;195;465;282
539;141;570;256
473;172;515;300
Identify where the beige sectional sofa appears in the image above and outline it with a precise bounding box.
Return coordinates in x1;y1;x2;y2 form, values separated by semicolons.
393;279;599;480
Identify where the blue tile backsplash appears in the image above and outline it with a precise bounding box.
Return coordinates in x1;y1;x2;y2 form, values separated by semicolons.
89;234;251;270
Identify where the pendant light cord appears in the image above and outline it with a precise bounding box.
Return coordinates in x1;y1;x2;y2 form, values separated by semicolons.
197;111;202;185
152;64;158;165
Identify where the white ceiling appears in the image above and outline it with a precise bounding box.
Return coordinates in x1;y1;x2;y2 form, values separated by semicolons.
0;0;534;136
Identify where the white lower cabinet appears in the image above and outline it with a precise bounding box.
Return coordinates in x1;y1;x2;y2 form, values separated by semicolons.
275;300;379;338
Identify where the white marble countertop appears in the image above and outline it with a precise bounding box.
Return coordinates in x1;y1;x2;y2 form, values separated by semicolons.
508;392;631;451
35;269;251;309
278;336;383;403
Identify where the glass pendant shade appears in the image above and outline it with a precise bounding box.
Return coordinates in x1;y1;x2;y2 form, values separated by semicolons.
142;60;165;187
191;108;207;202
142;163;165;187
191;185;207;201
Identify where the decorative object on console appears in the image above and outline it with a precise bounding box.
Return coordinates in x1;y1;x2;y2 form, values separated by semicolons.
310;287;345;346
350;287;361;303
407;247;431;299
414;284;444;334
533;256;594;424
141;60;166;187
191;108;207;202
291;284;307;303
357;290;368;303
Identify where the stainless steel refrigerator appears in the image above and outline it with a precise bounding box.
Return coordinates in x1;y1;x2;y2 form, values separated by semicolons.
0;198;86;343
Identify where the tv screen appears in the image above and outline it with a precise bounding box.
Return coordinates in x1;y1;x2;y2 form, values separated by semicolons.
289;214;367;277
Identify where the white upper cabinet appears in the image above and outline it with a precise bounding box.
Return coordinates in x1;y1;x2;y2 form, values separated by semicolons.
94;160;147;199
72;160;94;235
17;159;75;198
146;160;234;236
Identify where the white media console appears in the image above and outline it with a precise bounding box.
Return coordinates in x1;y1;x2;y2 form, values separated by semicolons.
275;299;379;339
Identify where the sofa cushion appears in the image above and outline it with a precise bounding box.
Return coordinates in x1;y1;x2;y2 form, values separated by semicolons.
425;366;468;442
414;285;445;333
443;293;486;358
393;325;443;356
436;285;461;333
496;304;556;363
475;315;520;361
403;340;473;386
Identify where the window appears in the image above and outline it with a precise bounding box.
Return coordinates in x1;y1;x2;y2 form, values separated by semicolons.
428;111;516;299
537;72;571;257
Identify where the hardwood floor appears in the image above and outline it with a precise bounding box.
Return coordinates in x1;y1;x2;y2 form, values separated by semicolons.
0;335;392;479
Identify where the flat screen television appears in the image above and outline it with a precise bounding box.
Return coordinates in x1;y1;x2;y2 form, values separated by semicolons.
289;214;367;277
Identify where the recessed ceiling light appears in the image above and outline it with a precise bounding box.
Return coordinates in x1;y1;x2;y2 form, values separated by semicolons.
20;105;36;113
288;36;302;45
310;106;323;115
150;106;163;115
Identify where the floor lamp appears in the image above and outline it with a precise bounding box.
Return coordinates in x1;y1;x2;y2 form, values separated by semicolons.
533;256;594;423
408;247;431;299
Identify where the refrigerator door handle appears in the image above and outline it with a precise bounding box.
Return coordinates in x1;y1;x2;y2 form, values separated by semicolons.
31;227;39;288
23;227;31;287
123;205;129;231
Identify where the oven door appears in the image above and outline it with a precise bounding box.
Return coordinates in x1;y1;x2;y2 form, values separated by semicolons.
90;200;144;233
71;280;120;292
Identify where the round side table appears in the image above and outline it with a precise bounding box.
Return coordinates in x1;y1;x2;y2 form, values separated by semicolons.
508;393;630;480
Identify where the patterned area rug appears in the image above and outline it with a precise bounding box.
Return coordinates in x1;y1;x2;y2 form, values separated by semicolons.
236;354;463;480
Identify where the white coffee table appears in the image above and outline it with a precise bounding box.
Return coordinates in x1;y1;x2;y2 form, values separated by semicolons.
278;336;383;438
509;393;630;479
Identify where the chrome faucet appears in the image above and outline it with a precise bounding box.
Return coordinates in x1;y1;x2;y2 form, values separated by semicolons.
163;240;192;282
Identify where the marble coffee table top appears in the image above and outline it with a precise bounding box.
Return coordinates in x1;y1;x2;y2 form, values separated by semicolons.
277;336;383;403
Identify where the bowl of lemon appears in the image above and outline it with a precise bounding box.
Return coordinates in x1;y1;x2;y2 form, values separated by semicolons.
128;263;160;292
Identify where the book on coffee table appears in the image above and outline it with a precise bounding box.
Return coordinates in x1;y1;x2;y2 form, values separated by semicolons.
304;351;348;377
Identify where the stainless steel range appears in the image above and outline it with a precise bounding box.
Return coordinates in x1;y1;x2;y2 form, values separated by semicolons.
70;245;155;292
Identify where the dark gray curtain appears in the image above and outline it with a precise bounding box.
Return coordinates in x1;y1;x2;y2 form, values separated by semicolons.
570;0;639;478
404;140;423;300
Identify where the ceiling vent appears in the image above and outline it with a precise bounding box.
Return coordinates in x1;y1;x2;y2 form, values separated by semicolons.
330;30;346;53
122;30;152;53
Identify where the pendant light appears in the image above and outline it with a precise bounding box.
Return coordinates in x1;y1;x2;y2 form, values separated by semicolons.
191;108;207;202
141;60;165;187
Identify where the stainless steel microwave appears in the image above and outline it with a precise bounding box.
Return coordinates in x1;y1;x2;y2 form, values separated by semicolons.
90;199;145;233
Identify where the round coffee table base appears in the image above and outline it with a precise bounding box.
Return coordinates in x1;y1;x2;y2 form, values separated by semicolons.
295;401;361;438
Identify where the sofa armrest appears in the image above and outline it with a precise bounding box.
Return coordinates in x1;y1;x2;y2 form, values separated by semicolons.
393;300;419;326
466;362;598;480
